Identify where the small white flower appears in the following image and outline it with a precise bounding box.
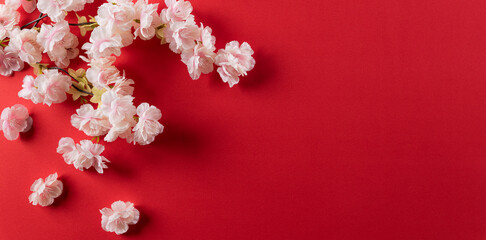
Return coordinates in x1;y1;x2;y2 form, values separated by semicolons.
0;46;24;76
8;28;44;64
71;104;111;137
104;116;136;143
18;75;44;104
96;0;135;34
28;173;63;207
215;41;255;87
111;75;135;96
133;103;163;145
199;23;216;52
35;69;72;106
99;90;137;124
0;104;32;141
181;44;215;80
57;137;110;174
85;56;121;89
37;21;79;68
160;0;193;23
66;0;93;12
100;200;140;235
163;16;199;54
133;0;161;40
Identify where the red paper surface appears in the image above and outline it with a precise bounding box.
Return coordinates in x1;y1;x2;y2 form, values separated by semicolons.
1;0;486;239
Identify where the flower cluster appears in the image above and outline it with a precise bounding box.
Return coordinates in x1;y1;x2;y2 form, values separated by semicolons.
6;0;37;14
216;41;256;87
0;104;32;140
100;200;140;235
19;69;72;105
1;0;255;235
28;173;63;207
81;0;255;85
37;20;79;68
57;137;110;174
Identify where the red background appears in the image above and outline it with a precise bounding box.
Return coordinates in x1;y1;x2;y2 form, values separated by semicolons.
1;0;486;239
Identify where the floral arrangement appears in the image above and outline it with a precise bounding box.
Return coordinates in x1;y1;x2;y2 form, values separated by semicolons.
0;0;255;235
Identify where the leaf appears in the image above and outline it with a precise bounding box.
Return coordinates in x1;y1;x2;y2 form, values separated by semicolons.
68;68;88;85
76;14;99;37
30;63;49;76
156;25;167;44
67;82;90;101
90;87;107;104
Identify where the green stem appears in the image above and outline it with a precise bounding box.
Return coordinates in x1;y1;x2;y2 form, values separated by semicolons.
33;13;44;28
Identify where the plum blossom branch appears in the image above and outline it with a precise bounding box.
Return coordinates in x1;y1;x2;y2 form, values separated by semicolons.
20;14;48;29
1;0;257;235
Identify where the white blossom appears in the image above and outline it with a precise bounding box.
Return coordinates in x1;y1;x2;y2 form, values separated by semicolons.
18;70;71;106
57;137;110;174
18;75;44;104
85;56;121;89
0;104;32;141
71;104;111;137
100;201;140;235
100;90;137;143
8;28;44;64
28;173;63;207
0;4;20;40
215;41;255;87
37;21;79;68
133;0;161;40
96;0;135;46
100;90;136;124
181;44;215;80
82;27;123;59
160;0;193;23
36;69;72;105
133;103;163;145
0;46;24;76
163;16;199;53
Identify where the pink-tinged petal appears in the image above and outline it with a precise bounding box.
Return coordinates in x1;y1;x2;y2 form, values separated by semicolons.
0;104;31;140
37;192;54;207
2;126;20;140
111;201;127;212
5;0;21;9
28;192;38;205
58;138;109;173
30;179;43;191
22;117;33;133
215;41;255;87
22;0;37;13
29;173;63;207
44;173;58;185
100;207;114;217
113;219;129;235
57;137;75;154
